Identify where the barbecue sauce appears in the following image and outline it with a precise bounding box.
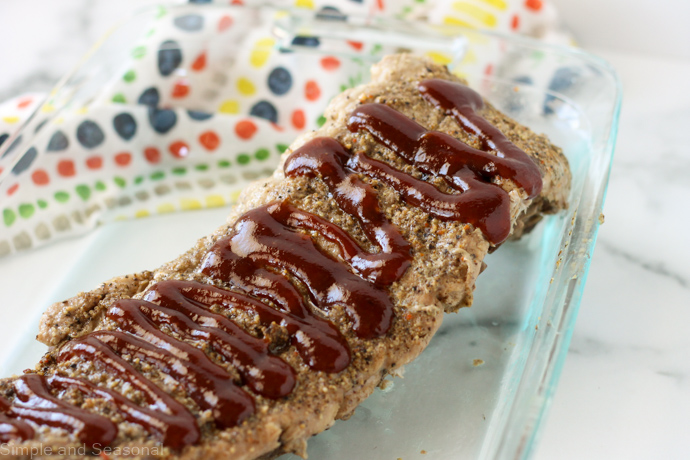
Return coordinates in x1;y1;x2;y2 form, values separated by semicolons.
0;78;541;449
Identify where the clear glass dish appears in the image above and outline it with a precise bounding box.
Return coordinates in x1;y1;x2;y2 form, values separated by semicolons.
0;4;620;459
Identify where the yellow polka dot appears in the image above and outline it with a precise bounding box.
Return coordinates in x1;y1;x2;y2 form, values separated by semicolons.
249;38;275;68
477;0;507;10
180;198;202;210
451;2;497;27
443;16;475;28
426;51;452;65
114;215;128;221
219;100;240;114
135;209;150;218
229;190;242;203
295;0;314;8
2;116;19;124
273;10;289;19
54;117;65;124
41;104;56;113
237;78;256;96
76;106;89;115
157;203;175;214
206;195;225;208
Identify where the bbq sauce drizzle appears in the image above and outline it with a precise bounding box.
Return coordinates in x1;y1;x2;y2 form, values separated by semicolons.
0;78;541;448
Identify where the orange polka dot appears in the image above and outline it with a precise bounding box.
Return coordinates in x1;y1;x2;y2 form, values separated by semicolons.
305;80;321;101
86;156;103;170
199;131;220;151
144;147;161;164
32;169;49;185
320;56;340;71
114;152;132;166
511;14;520;30
231;0;243;5
172;79;190;98
235;120;257;140
484;63;494;76
347;41;363;51
7;183;19;196
271;123;284;132
291;109;305;130
192;52;206;71
525;0;543;10
57;160;75;177
17;97;33;109
169;141;190;159
218;15;233;31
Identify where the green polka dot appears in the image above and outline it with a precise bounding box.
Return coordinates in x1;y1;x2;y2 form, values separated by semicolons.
237;154;250;165
155;6;167;18
276;144;289;153
195;164;209;172
316;115;326;127
132;46;146;59
18;203;35;219
76;185;91;201
54;191;70;203
172;167;187;175
37;199;48;209
134;176;144;185
95;180;106;191
146;28;156;38
218;160;231;168
3;209;16;227
114;177;126;188
255;148;270;161
112;93;126;104
150;171;165;181
123;70;136;83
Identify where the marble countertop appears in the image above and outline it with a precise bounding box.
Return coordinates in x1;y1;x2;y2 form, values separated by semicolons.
1;1;688;459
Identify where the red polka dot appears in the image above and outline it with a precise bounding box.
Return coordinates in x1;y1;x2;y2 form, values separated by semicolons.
169;141;190;159
230;0;243;5
305;80;321;101
85;156;103;170
199;131;220;151
172;79;190;98
191;52;206;71
376;0;384;10
511;14;520;30
484;63;494;76
57;160;75;177
320;56;341;71
0;166;3;175
346;41;363;51
271;123;284;132
218;15;233;31
291;109;306;130
235;120;257;140
7;183;19;196
17;97;33;109
114;152;132;166
525;0;543;10
32;169;49;186
144;147;161;164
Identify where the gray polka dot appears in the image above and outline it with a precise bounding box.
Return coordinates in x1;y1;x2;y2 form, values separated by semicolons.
53;215;71;232
197;178;215;189
0;240;10;257
118;196;133;207
35;223;51;240
242;171;261;180
219;174;237;184
104;197;117;209
173;14;204;32
72;211;84;224
13;232;32;251
175;181;192;191
85;204;101;218
135;190;150;201
154;184;172;196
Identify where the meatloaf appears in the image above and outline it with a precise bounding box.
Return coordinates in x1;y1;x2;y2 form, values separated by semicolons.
0;54;570;459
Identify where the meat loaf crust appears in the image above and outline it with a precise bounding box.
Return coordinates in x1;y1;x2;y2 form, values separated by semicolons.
2;54;570;460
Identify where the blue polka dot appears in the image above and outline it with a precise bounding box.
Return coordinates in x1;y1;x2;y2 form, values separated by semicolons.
76;120;105;149
174;14;204;32
292;36;320;48
316;6;347;21
148;107;177;134
1;135;21;158
250;101;278;123
187;110;213;121
158;40;182;77
47;130;69;152
113;113;137;141
138;87;160;106
11;147;37;175
268;67;293;96
0;133;8;148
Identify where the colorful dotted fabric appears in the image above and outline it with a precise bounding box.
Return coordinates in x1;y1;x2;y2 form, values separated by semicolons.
0;0;570;257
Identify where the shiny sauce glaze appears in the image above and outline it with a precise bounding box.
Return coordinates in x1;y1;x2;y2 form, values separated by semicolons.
0;78;541;448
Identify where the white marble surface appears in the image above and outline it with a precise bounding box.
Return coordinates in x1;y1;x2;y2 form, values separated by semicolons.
1;1;689;459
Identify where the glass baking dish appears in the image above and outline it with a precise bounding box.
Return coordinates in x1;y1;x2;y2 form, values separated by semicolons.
0;4;620;459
